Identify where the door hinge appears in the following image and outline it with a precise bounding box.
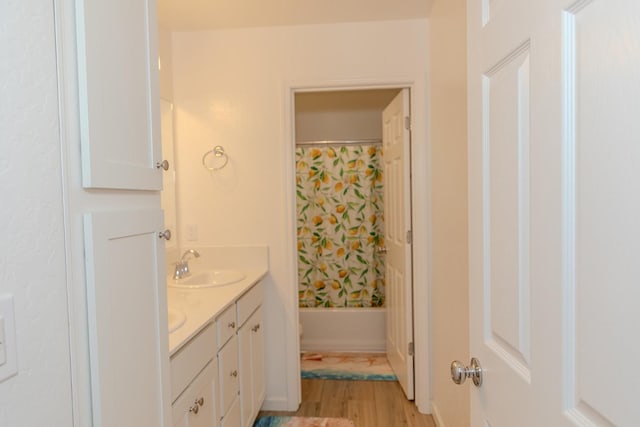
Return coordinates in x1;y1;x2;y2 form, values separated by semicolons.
408;342;414;356
406;230;412;244
405;116;411;131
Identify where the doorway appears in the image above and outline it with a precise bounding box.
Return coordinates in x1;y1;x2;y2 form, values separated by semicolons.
291;87;416;399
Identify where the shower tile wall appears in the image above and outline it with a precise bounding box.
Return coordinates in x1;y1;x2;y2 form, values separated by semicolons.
296;144;385;308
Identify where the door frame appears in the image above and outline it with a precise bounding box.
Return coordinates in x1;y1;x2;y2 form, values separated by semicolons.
281;78;432;413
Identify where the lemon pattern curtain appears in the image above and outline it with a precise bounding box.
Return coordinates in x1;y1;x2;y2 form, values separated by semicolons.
296;144;385;308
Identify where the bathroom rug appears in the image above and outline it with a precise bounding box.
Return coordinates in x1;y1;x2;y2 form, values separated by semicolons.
300;352;397;381
254;416;355;427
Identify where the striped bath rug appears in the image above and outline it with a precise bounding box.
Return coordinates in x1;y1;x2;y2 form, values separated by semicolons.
254;416;354;427
300;352;397;381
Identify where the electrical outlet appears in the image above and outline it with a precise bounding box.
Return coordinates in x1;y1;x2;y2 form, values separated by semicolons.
0;295;17;382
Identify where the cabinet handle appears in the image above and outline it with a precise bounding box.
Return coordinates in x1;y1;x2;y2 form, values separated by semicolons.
197;397;204;407
228;321;236;329
156;160;170;171
230;370;238;378
251;324;260;332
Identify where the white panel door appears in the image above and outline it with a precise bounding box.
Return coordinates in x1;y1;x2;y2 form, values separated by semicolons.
382;88;414;399
84;209;171;427
468;0;640;425
76;0;163;190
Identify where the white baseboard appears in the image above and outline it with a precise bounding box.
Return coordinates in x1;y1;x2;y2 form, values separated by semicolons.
261;396;297;412
431;401;445;427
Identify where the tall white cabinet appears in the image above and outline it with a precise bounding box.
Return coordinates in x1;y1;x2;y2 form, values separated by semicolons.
58;0;172;425
75;0;162;190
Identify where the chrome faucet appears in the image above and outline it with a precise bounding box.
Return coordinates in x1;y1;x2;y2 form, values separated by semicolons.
173;249;200;280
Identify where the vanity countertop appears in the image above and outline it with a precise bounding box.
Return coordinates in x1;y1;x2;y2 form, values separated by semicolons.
166;246;268;356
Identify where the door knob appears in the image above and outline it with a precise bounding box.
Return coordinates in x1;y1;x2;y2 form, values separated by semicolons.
450;357;482;387
158;229;172;240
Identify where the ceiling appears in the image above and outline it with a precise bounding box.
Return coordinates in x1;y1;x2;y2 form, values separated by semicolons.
157;0;433;32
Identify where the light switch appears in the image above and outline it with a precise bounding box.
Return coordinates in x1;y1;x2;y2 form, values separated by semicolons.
0;295;17;382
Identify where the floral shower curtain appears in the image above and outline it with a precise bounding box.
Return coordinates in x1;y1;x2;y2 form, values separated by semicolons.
296;144;385;308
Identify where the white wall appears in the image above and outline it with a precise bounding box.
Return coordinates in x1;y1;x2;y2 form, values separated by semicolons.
0;1;73;425
159;26;174;101
171;19;428;410
427;0;470;426
295;89;398;141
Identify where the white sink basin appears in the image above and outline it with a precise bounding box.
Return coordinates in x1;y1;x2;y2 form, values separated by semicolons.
169;269;246;288
168;308;186;333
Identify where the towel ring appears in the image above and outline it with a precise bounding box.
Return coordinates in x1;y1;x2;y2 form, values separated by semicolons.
202;145;229;171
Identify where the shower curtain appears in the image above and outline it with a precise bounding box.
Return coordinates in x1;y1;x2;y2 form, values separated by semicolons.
296;143;385;308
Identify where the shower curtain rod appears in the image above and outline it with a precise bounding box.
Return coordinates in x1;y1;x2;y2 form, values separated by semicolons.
295;139;382;147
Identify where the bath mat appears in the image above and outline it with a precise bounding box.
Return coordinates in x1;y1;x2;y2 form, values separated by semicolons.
300;352;397;381
254;416;355;427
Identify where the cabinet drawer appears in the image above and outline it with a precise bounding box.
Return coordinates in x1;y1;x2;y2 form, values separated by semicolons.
170;323;217;403
218;335;239;416
171;359;217;427
221;395;241;427
216;305;237;350
237;281;262;327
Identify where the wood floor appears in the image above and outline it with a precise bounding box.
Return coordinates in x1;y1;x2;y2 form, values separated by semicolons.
259;379;436;427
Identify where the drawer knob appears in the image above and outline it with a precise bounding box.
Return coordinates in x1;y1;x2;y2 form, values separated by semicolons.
189;396;205;415
228;321;236;329
230;370;238;378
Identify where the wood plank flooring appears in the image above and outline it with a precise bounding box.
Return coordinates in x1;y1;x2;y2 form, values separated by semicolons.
259;379;436;427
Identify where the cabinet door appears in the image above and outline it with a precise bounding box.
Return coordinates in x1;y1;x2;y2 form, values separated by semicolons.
172;360;218;427
84;209;171;426
239;306;265;427
221;397;241;427
251;306;265;412
76;0;162;190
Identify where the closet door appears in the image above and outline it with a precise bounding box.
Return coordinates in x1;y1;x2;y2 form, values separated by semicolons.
75;0;164;190
83;209;171;427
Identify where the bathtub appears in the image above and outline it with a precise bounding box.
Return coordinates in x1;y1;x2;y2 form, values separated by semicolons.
299;307;386;352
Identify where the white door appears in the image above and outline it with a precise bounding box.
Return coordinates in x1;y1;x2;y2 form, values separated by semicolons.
84;209;171;426
382;89;414;399
75;0;163;190
467;0;640;425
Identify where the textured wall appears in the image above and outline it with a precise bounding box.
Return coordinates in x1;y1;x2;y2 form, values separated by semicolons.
427;0;470;425
0;0;74;425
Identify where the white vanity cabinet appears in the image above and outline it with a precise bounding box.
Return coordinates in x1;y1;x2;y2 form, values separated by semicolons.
170;280;265;427
237;287;265;427
170;324;218;427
